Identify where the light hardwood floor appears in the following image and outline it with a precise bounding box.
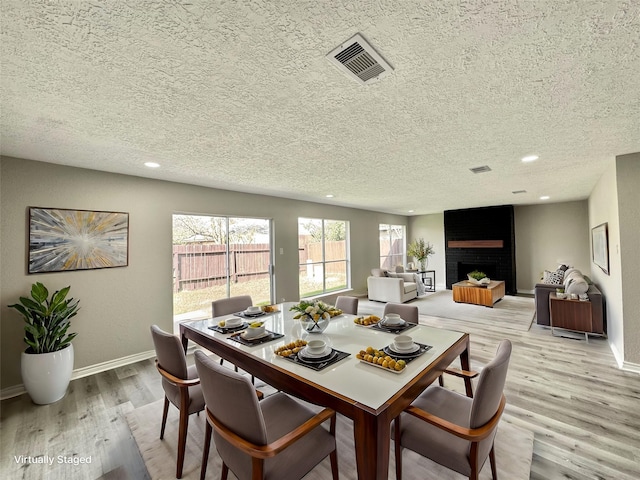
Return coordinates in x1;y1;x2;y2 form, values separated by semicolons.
2;302;639;480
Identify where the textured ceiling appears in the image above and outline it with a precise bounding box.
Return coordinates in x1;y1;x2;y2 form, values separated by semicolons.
1;1;639;215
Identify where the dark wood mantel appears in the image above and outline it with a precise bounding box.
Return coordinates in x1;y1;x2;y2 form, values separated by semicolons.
447;240;504;248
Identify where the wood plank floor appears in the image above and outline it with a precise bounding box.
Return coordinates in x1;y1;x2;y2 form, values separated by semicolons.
1;301;639;479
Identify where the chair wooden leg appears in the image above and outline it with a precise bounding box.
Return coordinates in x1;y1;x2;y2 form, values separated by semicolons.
438;374;444;386
394;416;403;480
176;405;189;478
200;420;212;480
160;396;170;439
489;444;498;480
329;415;339;480
220;462;229;480
469;442;479;480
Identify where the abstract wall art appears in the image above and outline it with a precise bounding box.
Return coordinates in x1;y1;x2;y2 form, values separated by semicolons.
28;207;129;273
591;222;609;275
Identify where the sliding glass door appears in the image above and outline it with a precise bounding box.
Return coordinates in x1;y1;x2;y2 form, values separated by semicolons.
172;215;273;324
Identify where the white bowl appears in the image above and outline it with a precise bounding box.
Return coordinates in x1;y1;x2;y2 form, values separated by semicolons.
245;306;261;314
306;339;326;355
224;317;242;328
383;313;403;325
393;335;414;351
244;324;265;338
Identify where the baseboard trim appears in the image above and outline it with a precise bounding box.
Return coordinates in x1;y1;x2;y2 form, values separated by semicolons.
608;341;640;372
621;361;640;374
1;349;157;401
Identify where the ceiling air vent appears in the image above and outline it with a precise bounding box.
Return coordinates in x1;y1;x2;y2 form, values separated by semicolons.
326;33;393;85
470;165;492;174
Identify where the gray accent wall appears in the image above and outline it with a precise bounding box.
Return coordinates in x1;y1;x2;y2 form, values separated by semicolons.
0;157;407;389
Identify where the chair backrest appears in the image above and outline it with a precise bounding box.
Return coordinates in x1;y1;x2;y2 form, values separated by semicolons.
150;325;188;380
383;303;419;323
335;295;358;315
194;350;267;445
470;339;512;429
212;295;253;318
394;265;405;273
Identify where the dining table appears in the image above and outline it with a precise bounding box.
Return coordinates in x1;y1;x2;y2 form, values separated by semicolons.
180;302;472;480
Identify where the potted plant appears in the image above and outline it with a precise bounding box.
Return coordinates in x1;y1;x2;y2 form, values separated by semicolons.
8;282;80;404
467;270;491;286
407;238;435;271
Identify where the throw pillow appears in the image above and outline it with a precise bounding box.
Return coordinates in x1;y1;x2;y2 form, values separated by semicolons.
542;270;564;285
557;264;570;272
566;277;589;294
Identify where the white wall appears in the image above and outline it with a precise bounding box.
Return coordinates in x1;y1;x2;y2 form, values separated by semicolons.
408;213;445;288
588;159;625;365
1;157;407;389
514;201;590;293
615;153;640;366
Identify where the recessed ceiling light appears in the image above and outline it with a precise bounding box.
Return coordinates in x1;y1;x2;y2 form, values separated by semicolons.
325;194;334;198
522;155;539;162
144;162;160;168
540;195;550;200
408;210;415;213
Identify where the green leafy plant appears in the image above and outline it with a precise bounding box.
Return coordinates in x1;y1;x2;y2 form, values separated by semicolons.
8;282;80;354
407;238;435;262
468;270;487;281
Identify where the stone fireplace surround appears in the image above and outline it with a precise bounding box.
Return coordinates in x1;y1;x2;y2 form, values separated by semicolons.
444;205;516;295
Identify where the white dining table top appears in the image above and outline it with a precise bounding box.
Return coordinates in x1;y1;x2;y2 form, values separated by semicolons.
183;302;465;411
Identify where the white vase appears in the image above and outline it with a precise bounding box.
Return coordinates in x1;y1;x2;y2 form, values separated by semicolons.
21;343;74;404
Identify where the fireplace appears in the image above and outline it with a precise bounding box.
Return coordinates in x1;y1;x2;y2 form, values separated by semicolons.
445;205;516;294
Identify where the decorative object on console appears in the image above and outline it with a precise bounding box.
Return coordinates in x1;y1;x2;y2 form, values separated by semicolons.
407;238;435;271
28;207;129;273
467;269;490;285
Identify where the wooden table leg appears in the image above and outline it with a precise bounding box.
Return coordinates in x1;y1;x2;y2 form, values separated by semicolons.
353;409;391;480
459;339;473;398
180;325;189;353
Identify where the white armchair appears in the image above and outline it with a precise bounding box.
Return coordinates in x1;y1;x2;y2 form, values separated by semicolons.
367;269;419;303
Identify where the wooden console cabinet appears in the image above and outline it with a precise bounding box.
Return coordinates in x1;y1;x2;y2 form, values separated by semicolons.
549;293;604;342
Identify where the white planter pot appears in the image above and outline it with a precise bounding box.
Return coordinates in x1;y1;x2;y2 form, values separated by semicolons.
21;343;74;404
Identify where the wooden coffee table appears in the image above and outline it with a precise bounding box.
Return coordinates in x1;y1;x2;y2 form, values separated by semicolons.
452;280;505;307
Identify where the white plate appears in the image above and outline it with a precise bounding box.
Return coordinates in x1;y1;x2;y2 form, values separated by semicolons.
223;317;243;328
243;310;264;316
388;343;419;354
381;318;406;327
298;345;332;359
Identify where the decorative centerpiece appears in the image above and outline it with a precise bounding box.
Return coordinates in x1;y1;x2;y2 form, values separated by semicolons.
467;270;491;286
407;238;435;271
290;300;333;333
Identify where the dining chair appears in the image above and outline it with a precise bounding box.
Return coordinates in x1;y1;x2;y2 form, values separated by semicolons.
383;302;419;323
150;325;206;479
211;295;254;374
335;295;358;315
393;339;512;480
211;295;253;318
194;350;339;480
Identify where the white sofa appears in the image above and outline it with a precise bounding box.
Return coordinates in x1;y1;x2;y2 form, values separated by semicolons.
367;268;418;303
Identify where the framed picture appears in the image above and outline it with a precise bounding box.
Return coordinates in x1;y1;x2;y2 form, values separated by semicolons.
28;207;129;274
591;222;609;275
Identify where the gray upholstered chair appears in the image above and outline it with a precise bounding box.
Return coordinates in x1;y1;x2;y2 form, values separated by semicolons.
335;295;358;315
194;350;339;480
212;295;253;318
211;295;254;374
393;340;512;480
383;302;419;323
150;325;206;479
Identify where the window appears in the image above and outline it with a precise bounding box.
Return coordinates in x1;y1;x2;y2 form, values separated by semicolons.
172;215;273;328
298;218;349;298
379;224;405;270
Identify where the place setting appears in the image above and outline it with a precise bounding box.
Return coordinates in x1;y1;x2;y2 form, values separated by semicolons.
382;334;432;361
208;316;247;333
275;339;350;371
228;321;284;346
371;313;418;333
234;304;280;319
